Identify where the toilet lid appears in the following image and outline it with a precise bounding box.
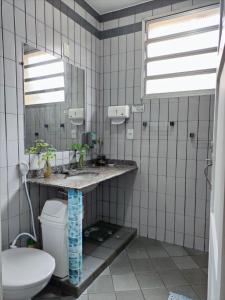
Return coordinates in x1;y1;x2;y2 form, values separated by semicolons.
2;248;55;289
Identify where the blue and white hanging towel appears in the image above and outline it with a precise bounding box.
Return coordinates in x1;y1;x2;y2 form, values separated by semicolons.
168;292;192;300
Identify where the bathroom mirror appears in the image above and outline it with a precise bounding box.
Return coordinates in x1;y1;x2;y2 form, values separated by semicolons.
23;44;85;151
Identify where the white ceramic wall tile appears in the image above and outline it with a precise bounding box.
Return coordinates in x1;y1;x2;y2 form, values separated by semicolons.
4;58;16;87
172;0;193;10
26;15;36;44
2;1;14;33
104;20;118;30
119;15;135;27
15;8;26;38
3;30;15;60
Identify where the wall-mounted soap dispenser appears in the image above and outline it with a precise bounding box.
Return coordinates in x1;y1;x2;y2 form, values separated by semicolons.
68;108;84;125
82;132;96;149
108;105;130;125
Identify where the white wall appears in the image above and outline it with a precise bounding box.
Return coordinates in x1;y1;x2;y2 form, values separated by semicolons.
97;0;218;251
0;0;101;249
0;0;219;252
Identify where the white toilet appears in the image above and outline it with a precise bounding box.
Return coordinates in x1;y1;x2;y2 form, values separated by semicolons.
2;248;55;300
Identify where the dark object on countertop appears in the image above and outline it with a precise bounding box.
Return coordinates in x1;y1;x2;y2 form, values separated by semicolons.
170;121;175;127
82;132;96;148
84;221;121;244
95;155;107;166
190;132;195;138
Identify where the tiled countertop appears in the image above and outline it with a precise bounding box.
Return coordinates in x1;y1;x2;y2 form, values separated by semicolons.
28;162;137;192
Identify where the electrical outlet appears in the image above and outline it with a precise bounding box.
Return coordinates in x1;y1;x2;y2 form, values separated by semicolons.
132;105;144;113
127;129;134;140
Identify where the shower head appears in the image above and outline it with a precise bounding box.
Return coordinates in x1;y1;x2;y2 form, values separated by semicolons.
20;161;29;176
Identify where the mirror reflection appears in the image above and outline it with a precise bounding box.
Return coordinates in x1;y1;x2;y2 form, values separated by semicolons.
24;44;85;151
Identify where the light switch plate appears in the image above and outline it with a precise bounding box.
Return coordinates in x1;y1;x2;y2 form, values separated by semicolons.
132;104;144;113
127;129;134;140
63;42;70;58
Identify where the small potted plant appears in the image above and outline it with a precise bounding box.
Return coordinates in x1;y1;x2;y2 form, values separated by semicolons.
26;139;56;178
71;143;89;169
41;147;57;178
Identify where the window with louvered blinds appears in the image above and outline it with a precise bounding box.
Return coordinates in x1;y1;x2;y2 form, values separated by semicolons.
24;50;65;105
144;7;219;97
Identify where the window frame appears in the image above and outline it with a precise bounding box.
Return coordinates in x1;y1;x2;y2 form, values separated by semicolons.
142;5;220;100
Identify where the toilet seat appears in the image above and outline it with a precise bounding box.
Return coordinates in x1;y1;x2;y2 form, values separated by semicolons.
2;248;55;290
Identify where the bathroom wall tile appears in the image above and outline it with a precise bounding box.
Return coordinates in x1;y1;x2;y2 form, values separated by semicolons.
7;140;19;166
6;114;18;141
14;0;24;10
4;58;16;87
8;214;20;243
45;2;53;28
0;83;5;113
2;1;14;33
26;15;36;44
26;0;35;17
37;21;45;48
3;30;15;61
1;219;9;249
15;8;26;38
36;0;45;23
5;87;17;115
0;137;7;167
8;188;20;218
188;97;199;121
153;5;172;16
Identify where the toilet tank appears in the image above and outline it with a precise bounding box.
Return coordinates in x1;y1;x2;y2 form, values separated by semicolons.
39;199;68;279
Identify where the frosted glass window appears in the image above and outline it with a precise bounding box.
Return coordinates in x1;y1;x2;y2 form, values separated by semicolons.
144;7;219;96
25;90;65;105
24;61;64;79
24;49;65;105
147;30;219;58
147;8;219;39
146;73;216;95
25;76;64;93
147;52;217;76
24;52;56;65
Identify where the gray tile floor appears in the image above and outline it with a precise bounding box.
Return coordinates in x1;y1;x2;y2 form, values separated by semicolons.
35;237;208;300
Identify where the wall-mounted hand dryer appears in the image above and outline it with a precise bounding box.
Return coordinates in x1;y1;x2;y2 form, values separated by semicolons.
108;105;130;125
68;108;84;125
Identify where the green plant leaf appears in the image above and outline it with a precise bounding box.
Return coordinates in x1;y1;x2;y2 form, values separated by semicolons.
26;139;56;164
